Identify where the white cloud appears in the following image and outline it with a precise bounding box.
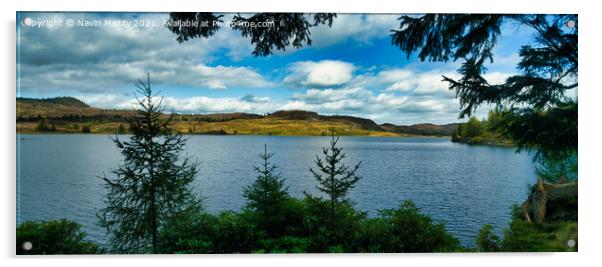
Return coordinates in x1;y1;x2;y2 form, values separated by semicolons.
283;86;462;123
18;12;271;93
77;94;130;108
283;60;356;88
80;94;277;114
309;14;400;47
483;72;512;85
161;96;275;113
351;68;515;99
20;62;273;93
206;80;227;90
291;87;371;104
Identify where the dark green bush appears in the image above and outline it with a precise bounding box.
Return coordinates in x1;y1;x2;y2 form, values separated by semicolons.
212;210;263;253
16;219;100;255
501;219;577;252
369;200;460;252
476;224;501;252
156;197;462;253
356;217;396;252
501;219;551;252
301;195;365;252
256;236;311;253
158;211;217;253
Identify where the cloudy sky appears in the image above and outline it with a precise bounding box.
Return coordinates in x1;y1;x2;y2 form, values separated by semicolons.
17;12;533;125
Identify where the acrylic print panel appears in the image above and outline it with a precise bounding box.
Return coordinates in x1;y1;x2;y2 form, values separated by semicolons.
16;12;578;254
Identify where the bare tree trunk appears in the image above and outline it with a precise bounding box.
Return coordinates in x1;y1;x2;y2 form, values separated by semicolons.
523;177;577;224
532;177;548;224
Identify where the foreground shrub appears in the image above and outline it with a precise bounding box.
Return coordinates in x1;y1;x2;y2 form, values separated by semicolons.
484;203;578;252
357;200;460;252
256;236;311;253
212;210;264;253
475;224;501;252
16;219;100;255
501;219;577;252
158;211;217;253
301;195;365;252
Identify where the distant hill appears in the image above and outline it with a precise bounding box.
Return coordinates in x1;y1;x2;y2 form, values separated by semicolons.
17;96;134;119
18;97;90;108
380;123;459;136
267;110;382;131
16;97;457;136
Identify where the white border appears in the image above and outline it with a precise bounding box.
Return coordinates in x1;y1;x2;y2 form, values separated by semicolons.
2;1;600;266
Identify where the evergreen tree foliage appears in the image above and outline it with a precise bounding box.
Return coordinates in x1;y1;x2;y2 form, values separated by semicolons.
97;74;201;253
309;132;362;217
392;14;577;159
81;125;91;133
167;13;336;56
243;144;290;237
35;118;54;132
465;116;484;137
535;153;578;183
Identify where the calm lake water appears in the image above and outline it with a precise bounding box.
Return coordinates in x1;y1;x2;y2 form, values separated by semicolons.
16;134;536;248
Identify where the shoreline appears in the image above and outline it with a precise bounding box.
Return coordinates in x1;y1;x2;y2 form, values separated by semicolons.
16;131;452;139
451;137;514;147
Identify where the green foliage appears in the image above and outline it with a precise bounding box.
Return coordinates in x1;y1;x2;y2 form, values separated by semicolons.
212;210;263;253
310;132;362;217
98;74;201;253
356;201;461;253
167;13;336;56
499;101;577;159
301;195;365;252
465;117;484;137
159;190;461;254
392;15;504;63
159;209;262;254
158;210;216;253
501;219;577;252
257;236;311;253
243;144;290;237
81;125;91;133
474;200;578;253
452;109;513;146
476;224;501;252
117;123;127;134
16;219;100;255
393;14;577;158
455;116;484;139
535;153;578;183
35;118;56;132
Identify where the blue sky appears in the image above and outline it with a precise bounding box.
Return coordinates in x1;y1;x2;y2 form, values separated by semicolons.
17;12;534;124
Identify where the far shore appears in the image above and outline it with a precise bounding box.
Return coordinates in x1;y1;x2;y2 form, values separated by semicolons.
16;131;451;139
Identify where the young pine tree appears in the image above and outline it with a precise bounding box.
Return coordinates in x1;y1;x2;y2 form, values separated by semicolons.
98;74;201;253
310;131;362;218
243;144;289;237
